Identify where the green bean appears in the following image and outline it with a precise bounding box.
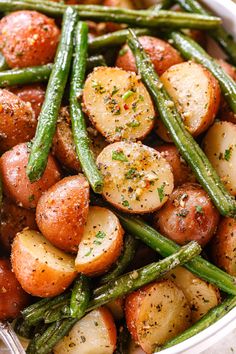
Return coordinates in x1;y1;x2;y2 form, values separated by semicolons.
86;54;106;69
70;275;90;319
70;21;103;193
158;295;236;350
26;7;77;182
0;52;8;71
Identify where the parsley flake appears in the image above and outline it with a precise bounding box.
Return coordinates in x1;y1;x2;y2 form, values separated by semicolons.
157;183;165;202
112;150;128;162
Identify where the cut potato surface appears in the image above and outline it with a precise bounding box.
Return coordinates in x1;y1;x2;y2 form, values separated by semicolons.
11;230;77;297
82;67;155;142
161;61;220;136
54;307;116;354
75;206;124;276
203;121;236;196
97;142;174;213
164;266;220;323
125;280;191;353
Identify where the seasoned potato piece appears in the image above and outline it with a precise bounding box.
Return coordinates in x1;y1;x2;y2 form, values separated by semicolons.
125;280;192;353
116;36;183;76
36;175;90;253
0;89;37;152
11;230;77;297
164;266;220;322
212;218;236;276
97;142;174;213
82;67;155;142
155;118;173;143
75;206;124;276
203;121;236;196
154;183;219;246
54;307;116;354
161;61;220;136
218;98;236;125
0;258;30;321
0;143;61;209
106;298;124;320
103;0;135;32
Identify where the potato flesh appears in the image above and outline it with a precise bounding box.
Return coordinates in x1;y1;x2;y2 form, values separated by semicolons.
54;309;115;354
97;142;174;213
83;67;155;142
203;121;236;195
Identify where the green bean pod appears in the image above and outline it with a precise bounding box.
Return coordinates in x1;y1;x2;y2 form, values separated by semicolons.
70;275;90;319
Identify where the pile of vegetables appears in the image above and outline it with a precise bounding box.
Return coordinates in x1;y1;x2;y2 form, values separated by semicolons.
0;0;236;353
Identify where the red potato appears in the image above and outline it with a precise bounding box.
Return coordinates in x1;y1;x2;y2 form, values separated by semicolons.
106;298;124;320
154;144;195;187
0;143;61;209
0;11;60;68
36;175;90;253
154;183;220;246
0;258;30;321
125;280;192;353
160;61;221;137
211;218;236;276
116;36;183;76
0;89;37;152
103;0;135;32
54;307;116;354
0;198;37;253
10;84;45;118
155;118;173;143
75;206;124;276
11;229;77;297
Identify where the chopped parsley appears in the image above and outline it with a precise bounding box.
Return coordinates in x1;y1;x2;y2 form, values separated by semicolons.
125;168;139;179
91;80;105;94
122;200;130;207
176;209;189;217
126;120;140;128
112;150;128;162
122;90;134;101
111;85;119;96
224;147;232;161
157;183;165;202
95;231;106;239
195;205;204;214
28;194;35;202
93;240;102;245
84;248;93;257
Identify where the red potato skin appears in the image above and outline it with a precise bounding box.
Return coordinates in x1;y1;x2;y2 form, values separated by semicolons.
0;143;61;209
0;198;37;253
36;175;90;253
0;89;37;152
153;183;220;246
116;36;183;76
154;144;195;187
0;258;30;320
103;0;134;32
10;84;45;119
100;307;117;349
0;11;60;68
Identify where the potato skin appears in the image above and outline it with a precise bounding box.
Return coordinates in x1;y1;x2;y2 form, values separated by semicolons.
0;89;37;152
154;144;195;187
154;183;220;246
116;36;183;75
0;258;30;320
0;143;61;209
36;175;90;253
0;11;60;68
0;198;37;253
211;218;236;276
10;84;45;118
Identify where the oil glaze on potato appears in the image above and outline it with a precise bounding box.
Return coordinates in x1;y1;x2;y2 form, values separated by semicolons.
116;36;183;75
203;121;236;196
0;89;37;152
75;206;124;276
212;218;236;276
125;280;191;353
0;143;61;209
11;230;77;297
82;67;155;142
0;258;30;320
161;61;220;136
0;11;60;68
54;307;117;354
97;142;174;213
154;183;219;246
36;175;90;253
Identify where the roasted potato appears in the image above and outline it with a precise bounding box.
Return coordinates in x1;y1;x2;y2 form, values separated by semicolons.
0;11;60;68
82;67;155;142
54;307;117;354
154;183;219;246
116;36;183;76
103;0;135;32
160;61;221;137
97;142;174;213
36;175;90;253
106;297;124;320
203;121;236;196
0;143;61;209
211;217;236;276
11;229;77;297
125;280;192;353
75;206;124;276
